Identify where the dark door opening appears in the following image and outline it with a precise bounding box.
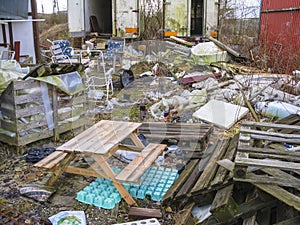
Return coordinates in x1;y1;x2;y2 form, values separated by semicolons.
191;0;204;36
91;0;112;35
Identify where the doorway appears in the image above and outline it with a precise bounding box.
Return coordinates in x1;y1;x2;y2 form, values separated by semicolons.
191;0;204;36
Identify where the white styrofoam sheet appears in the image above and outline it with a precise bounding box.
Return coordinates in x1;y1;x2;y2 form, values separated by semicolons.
193;99;249;129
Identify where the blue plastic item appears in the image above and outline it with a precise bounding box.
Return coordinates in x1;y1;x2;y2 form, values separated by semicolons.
76;166;178;209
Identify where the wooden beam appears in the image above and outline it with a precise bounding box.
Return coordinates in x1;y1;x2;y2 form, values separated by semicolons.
128;207;162;219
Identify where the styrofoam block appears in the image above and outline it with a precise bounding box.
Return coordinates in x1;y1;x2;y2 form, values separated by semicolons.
193;99;249;129
113;218;161;225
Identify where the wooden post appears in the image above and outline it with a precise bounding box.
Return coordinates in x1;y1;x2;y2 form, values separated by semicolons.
52;86;59;141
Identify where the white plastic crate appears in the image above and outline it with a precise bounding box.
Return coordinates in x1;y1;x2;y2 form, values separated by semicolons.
114;218;161;225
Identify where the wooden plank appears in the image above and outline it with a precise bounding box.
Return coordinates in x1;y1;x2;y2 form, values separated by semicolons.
174;202;196;225
128;207;162;219
173;142;222;202
235;158;300;171
58;95;86;107
242;152;300;163
115;143;166;183
15;92;43;105
56;117;87;134
262;168;300;190
142;134;207;141
129;132;145;148
210;134;239;186
235;197;277;224
191;139;230;193
240;127;300;139
238;146;300;158
34;151;68;169
210;184;238;222
162;159;199;206
17;119;48;131
15;105;45;118
18;129;54;146
65;166;104;178
0;119;17;132
242;121;300;132
274;216;300;225
217;159;235;172
0;107;16;120
58;107;85;121
255;183;300;211
234;173;300;188
250;134;300;144
140;122;212;131
174;159;203;200
276;114;300;125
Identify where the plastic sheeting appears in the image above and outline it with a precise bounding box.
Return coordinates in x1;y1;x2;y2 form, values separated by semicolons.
33;71;84;95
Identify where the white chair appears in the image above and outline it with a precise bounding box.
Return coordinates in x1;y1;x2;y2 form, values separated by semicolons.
0;50;15;60
85;50;114;102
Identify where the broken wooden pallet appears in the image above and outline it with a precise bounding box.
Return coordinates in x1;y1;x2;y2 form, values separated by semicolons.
234;120;300;212
190;134;239;199
138;122;213;152
162;134;238;210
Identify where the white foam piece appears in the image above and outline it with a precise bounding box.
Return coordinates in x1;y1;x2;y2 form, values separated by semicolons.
193;99;249;129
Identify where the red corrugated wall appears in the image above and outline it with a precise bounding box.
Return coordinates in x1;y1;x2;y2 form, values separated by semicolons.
259;0;300;73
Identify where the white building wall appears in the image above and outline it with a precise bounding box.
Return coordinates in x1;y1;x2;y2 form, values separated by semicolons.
0;0;36;63
205;0;218;36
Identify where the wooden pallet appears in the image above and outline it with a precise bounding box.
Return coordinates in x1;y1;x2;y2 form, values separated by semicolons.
190;134;239;198
162;134;238;209
0;77;87;148
138;122;213;152
234;120;300;211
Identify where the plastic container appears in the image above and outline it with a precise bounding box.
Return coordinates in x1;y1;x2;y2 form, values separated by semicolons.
191;42;228;65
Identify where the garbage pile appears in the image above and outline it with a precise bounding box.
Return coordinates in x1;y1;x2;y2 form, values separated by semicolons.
93;38;300;126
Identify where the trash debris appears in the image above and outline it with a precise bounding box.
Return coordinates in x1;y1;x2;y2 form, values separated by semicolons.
191;41;228;65
25;147;56;163
192;205;212;223
120;69;134;88
48;211;86;225
19;184;56;202
254;101;300;118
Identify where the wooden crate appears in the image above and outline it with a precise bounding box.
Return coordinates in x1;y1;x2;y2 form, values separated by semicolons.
138;122;213;152
0;79;87;147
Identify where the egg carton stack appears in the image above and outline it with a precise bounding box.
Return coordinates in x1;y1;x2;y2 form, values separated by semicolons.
76;166;178;209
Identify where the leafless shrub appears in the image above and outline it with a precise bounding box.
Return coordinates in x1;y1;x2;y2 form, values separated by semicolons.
139;0;163;40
